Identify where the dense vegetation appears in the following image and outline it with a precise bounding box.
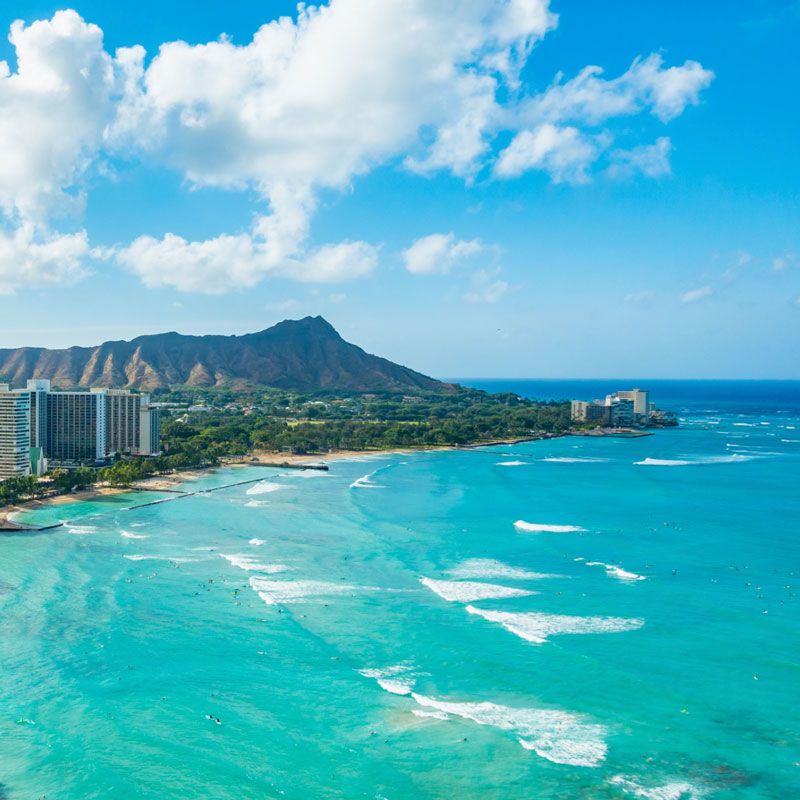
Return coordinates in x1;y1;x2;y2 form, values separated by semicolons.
157;389;571;457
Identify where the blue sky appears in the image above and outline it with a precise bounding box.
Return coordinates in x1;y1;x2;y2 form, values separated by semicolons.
0;0;797;379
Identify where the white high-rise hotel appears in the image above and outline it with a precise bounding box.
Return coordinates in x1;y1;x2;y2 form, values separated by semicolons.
0;380;161;479
0;385;31;480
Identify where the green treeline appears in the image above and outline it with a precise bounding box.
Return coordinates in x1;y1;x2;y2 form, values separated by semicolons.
160;390;571;456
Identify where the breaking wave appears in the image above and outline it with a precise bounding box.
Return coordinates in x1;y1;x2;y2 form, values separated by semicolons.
246;482;284;495
249;576;361;605
350;470;386;489
449;559;562;580
514;520;586;533
420;577;535;602
585;561;646;582
220;554;288;573
635;454;756;466
608;776;710;799
465;606;644;643
361;666;608;766
542;457;610;463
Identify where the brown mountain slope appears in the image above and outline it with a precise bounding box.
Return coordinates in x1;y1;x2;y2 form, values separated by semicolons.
0;317;446;392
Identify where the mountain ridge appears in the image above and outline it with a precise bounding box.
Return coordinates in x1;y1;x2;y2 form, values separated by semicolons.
0;317;447;392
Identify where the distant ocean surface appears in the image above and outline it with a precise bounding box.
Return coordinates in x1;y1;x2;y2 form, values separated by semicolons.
3;380;799;799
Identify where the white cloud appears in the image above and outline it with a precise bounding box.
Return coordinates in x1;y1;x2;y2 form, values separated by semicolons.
0;5;713;292
403;233;483;275
608;137;672;179
518;54;713;127
681;285;713;303
108;0;556;190
0;223;92;293
118;227;378;292
494;124;602;182
0;10;121;223
295;241;378;283
463;268;510;303
773;252;795;271
624;290;654;303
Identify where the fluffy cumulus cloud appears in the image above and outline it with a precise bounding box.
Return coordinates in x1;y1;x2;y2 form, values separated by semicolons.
0;224;92;293
494;124;603;182
0;10;118;222
681;285;713;303
403;233;483;275
0;2;713;291
0;10;120;290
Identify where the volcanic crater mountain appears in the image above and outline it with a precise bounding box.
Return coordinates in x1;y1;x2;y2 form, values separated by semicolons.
0;317;446;392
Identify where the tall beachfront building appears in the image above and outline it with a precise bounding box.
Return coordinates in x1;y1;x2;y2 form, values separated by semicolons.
23;381;160;465
0;385;31;479
139;404;161;457
96;388;161;457
99;389;142;454
44;389;106;465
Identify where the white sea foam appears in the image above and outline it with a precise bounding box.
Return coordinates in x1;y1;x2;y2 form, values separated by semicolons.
733;422;758;427
350;471;386;489
412;709;450;720
542;457;610;463
585;561;646;582
245;500;270;508
496;460;528;466
358;665;418;696
66;525;98;535
220;554;288;573
449;559;561;580
465;606;644;643
361;666;606;766
249;538;267;546
514;520;586;533
420;577;535;602
782;439;800;443
635;454;755;466
249;577;360;605
361;667;606;765
411;695;607;767
120;531;147;539
609;776;710;799
634;458;691;466
246;481;284;495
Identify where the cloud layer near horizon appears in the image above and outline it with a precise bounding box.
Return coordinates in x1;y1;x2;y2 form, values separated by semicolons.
0;2;713;293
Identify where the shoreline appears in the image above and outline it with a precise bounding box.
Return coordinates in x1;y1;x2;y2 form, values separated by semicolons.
1;436;555;525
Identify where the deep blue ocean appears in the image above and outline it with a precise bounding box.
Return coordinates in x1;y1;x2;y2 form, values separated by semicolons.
3;380;799;799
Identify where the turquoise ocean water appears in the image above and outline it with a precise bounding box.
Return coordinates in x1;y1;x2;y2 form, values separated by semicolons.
3;381;799;799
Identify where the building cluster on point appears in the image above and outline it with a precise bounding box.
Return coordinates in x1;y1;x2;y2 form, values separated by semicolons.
570;388;674;429
0;380;160;480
